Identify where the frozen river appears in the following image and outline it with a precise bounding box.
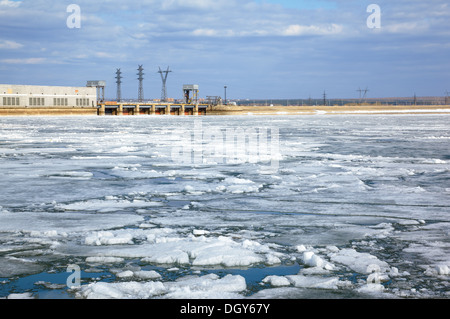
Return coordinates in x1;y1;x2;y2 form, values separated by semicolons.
0;114;449;299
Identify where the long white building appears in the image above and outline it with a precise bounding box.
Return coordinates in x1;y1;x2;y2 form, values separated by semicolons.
0;84;97;108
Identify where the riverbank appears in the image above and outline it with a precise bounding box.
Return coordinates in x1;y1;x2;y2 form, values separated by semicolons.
208;104;450;115
0;104;449;116
0;106;98;116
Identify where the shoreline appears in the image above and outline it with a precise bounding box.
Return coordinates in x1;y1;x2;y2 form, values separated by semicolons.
0;104;449;116
207;104;450;115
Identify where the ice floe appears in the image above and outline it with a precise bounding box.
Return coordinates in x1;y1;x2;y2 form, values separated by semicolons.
0;115;449;299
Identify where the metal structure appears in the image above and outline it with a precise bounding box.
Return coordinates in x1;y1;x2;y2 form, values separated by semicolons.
183;84;199;104
86;81;106;103
323;90;327;106
137;65;144;102
115;69;123;102
224;85;227;105
357;87;369;104
445;90;450;105
206;96;221;106
158;66;172;102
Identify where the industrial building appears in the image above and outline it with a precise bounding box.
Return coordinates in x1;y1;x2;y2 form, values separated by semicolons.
0;84;97;108
0;82;216;116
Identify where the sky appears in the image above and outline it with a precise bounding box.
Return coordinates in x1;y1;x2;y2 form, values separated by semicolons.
0;0;449;100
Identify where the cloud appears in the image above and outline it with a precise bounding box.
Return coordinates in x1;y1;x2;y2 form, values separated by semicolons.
282;24;344;36
1;57;46;64
0;40;23;49
0;0;449;98
0;0;21;8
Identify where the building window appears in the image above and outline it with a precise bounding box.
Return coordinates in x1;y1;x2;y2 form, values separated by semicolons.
2;97;6;105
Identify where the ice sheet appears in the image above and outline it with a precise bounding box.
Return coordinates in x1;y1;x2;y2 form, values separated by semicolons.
0;115;449;299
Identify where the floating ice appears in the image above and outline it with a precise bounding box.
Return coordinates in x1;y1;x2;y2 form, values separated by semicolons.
85;231;134;246
56;198;162;212
79;281;166;299
329;248;389;274
0;115;449;299
285;275;341;289
6;293;35;299
78;274;246;299
262;276;291;287
86;257;125;264
301;251;333;270
216;177;263;194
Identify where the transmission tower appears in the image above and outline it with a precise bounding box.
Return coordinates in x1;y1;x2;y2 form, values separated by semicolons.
137;65;144;102
323;90;327;106
115;68;123;102
158;66;172;102
357;87;369;104
445;90;450;105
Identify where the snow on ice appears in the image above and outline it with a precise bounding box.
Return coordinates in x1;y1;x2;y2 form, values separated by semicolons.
0;115;449;299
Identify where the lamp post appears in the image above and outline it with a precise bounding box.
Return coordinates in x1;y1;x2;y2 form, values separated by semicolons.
224;86;227;105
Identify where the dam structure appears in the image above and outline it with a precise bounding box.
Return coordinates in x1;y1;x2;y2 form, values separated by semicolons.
0;83;216;116
98;102;210;116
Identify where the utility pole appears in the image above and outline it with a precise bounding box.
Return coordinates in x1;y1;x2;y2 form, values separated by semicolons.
115;68;122;102
137;65;144;102
158;66;172;102
224;86;227;105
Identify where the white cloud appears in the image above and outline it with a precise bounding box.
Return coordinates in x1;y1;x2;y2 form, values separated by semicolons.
1;57;46;64
383;22;429;34
160;0;231;10
282;24;344;36
0;40;23;49
0;0;21;8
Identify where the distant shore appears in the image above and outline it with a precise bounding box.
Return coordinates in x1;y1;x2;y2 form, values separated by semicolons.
0;104;449;116
208;104;450;115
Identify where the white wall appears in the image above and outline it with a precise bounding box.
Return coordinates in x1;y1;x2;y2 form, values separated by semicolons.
0;85;97;107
